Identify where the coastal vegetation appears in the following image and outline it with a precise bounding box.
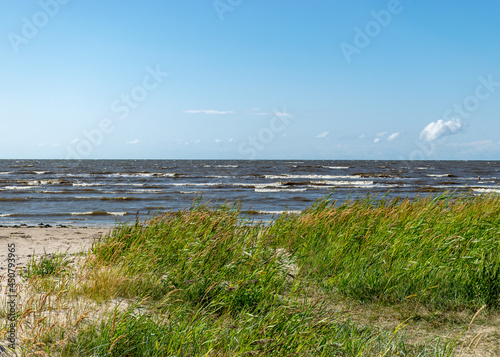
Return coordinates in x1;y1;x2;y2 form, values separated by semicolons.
4;193;500;356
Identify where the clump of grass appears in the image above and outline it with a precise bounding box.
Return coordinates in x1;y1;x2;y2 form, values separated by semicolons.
21;253;71;279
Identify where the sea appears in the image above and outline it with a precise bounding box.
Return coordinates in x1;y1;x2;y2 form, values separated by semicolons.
0;160;499;227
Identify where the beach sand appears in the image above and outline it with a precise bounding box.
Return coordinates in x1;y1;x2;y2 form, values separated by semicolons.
0;226;111;269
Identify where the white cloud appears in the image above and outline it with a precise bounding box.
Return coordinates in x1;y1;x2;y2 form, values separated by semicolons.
316;131;330;138
228;138;236;143
215;138;223;144
386;132;400;142
127;139;140;145
377;131;388;137
184;110;234;115
419;118;464;141
359;134;366;139
373;138;380;144
70;138;79;144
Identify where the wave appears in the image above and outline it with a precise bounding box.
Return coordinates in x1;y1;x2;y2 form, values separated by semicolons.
323;166;349;169
2;186;31;190
426;174;456;178
473;188;500;194
100;197;141;201
171;182;226;187
70;211;128;216
255;188;308;193
310;180;374;186
246;210;302;215
73;182;105;187
204;165;238;168
26;179;68;186
128;189;165;193
353;173;398;178
104;172;180;178
264;174;352;180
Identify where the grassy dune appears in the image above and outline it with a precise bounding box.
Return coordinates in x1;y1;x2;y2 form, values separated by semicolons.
6;193;500;356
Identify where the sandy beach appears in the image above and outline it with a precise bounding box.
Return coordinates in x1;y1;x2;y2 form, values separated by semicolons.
0;226;111;269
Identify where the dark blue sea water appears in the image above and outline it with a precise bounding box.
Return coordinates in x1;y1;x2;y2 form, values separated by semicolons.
0;160;499;226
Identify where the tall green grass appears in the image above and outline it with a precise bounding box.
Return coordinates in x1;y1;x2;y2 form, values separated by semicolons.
21;192;500;355
273;193;500;310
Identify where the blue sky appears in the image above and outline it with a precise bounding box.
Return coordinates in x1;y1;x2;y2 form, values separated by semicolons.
1;0;500;160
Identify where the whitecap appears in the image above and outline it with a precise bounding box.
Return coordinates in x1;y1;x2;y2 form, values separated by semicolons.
256;210;302;215
473;188;500;194
255;188;307;193
264;174;352;180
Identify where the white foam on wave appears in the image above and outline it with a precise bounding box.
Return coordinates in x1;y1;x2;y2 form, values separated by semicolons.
34;171;47;175
204;164;238;168
323;166;349;170
171;182;224;187
0;214;12;217
3;186;31;190
473;188;500;194
27;180;65;186
108;172;177;178
427;174;452;177
253;182;286;189
264;174;352;180
109;212;128;216
310;180;374;186
0;172;12;175
73;182;104;187
128;189;164;193
257;210;302;215
70;211;128;216
255;188;308;193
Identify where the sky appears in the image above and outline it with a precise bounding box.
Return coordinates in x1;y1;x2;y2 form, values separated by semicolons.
1;0;500;160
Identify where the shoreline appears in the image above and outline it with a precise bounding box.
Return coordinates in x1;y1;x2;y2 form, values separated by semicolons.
0;226;111;268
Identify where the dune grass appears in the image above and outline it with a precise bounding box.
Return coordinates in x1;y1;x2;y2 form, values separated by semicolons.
5;192;500;355
273;193;500;311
